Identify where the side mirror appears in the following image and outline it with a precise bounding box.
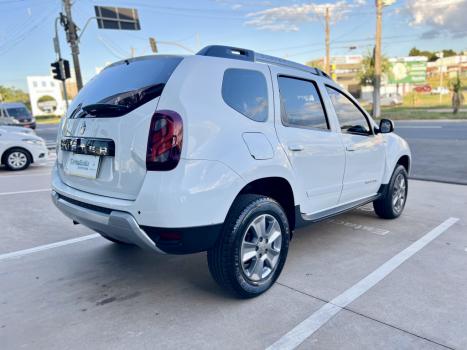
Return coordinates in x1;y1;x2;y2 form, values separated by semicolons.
379;118;394;133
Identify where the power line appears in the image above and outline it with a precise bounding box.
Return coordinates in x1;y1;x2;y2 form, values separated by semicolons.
96;35;128;59
0;5;58;56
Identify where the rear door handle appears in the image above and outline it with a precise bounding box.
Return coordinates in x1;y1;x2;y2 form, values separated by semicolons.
346;146;356;152
288;143;304;151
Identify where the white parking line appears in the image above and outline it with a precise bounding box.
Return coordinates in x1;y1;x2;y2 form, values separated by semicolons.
397;126;442;129
0;172;51;178
0;234;100;262
0;188;50;196
267;217;459;350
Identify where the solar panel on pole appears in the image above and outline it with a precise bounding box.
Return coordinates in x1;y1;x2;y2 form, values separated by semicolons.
94;6;141;31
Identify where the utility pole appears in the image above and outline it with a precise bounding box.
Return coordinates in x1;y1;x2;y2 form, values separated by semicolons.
63;0;83;91
373;0;383;119
325;7;331;76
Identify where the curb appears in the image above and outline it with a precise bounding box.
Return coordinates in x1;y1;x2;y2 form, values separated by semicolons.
409;176;467;186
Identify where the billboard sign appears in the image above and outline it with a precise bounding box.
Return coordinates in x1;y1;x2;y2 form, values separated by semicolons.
388;56;427;84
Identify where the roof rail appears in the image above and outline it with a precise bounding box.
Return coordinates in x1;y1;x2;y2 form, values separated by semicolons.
316;69;331;79
196;45;329;78
196;45;255;62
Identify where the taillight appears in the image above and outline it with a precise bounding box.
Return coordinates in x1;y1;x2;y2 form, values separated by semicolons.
146;110;183;171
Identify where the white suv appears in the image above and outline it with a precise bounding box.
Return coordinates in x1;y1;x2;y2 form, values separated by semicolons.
52;45;411;298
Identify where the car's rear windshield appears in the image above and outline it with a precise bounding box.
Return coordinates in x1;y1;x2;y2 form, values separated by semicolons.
7;107;30;118
68;55;184;118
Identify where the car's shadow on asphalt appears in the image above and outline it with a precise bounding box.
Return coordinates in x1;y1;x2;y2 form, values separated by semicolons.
69;241;235;305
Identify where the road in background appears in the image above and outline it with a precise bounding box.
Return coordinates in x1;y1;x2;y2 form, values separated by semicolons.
395;120;467;184
35;120;467;184
36;123;59;149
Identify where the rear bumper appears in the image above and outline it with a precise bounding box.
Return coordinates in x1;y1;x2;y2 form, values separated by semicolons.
51;191;223;254
52;191;165;253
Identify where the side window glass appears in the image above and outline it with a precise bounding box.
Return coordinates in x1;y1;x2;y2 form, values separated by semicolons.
326;86;371;135
278;76;329;130
222;68;268;122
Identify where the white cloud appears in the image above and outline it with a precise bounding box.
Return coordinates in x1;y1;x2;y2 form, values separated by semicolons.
245;1;364;32
406;0;467;38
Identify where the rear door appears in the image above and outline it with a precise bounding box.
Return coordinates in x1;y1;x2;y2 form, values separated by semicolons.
270;66;345;214
57;56;183;200
324;85;385;203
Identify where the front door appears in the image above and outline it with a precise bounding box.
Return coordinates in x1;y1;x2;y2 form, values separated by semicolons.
324;85;386;204
271;68;346;214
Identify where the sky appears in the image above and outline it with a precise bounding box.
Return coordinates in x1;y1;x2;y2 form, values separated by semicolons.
0;0;466;91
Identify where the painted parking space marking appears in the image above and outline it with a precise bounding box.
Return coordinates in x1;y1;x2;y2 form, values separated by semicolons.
0;172;51;178
0;234;100;262
267;217;459;350
327;218;390;236
397;126;442;129
357;205;375;212
0;188;50;196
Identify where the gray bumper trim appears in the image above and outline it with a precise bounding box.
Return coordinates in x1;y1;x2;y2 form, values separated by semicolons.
51;191;164;254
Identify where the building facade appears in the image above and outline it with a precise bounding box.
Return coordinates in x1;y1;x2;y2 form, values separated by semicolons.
26;75;78;116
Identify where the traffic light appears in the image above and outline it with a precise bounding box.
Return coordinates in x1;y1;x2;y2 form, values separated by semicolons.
62;59;71;80
149;37;158;53
331;63;337;80
51;59;71;81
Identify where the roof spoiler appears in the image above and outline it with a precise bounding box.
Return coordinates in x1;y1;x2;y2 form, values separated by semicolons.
196;45;331;79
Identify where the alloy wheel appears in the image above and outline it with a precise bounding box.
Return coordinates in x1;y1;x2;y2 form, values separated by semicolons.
240;214;282;282
392;173;406;214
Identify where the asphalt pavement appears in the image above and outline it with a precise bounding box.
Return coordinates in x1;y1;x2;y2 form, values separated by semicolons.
1;161;466;349
36;120;467;184
395;120;467;184
36;123;59;148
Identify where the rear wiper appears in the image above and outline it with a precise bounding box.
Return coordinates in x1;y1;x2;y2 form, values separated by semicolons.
81;103;130;117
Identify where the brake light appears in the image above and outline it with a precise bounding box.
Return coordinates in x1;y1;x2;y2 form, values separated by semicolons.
146;110;183;171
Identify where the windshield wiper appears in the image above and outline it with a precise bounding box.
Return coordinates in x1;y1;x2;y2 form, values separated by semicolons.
81;103;130;117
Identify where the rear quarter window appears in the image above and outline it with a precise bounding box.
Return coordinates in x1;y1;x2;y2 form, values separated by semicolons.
222;68;268;122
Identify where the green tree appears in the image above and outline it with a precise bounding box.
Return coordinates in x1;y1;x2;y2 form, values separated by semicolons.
408;47;422;56
442;49;457;58
408;47;437;61
0;85;30;109
450;75;464;114
358;50;390;86
408;47;458;62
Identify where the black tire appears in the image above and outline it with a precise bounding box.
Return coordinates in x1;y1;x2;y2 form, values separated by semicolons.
373;165;408;219
207;194;290;298
99;234;134;245
3;148;31;171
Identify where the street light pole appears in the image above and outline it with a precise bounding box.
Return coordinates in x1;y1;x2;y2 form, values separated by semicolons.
438;51;444;104
54;17;69;110
63;0;83;91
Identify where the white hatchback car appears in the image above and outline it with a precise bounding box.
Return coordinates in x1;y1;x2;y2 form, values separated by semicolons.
0;126;48;170
52;46;411;297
